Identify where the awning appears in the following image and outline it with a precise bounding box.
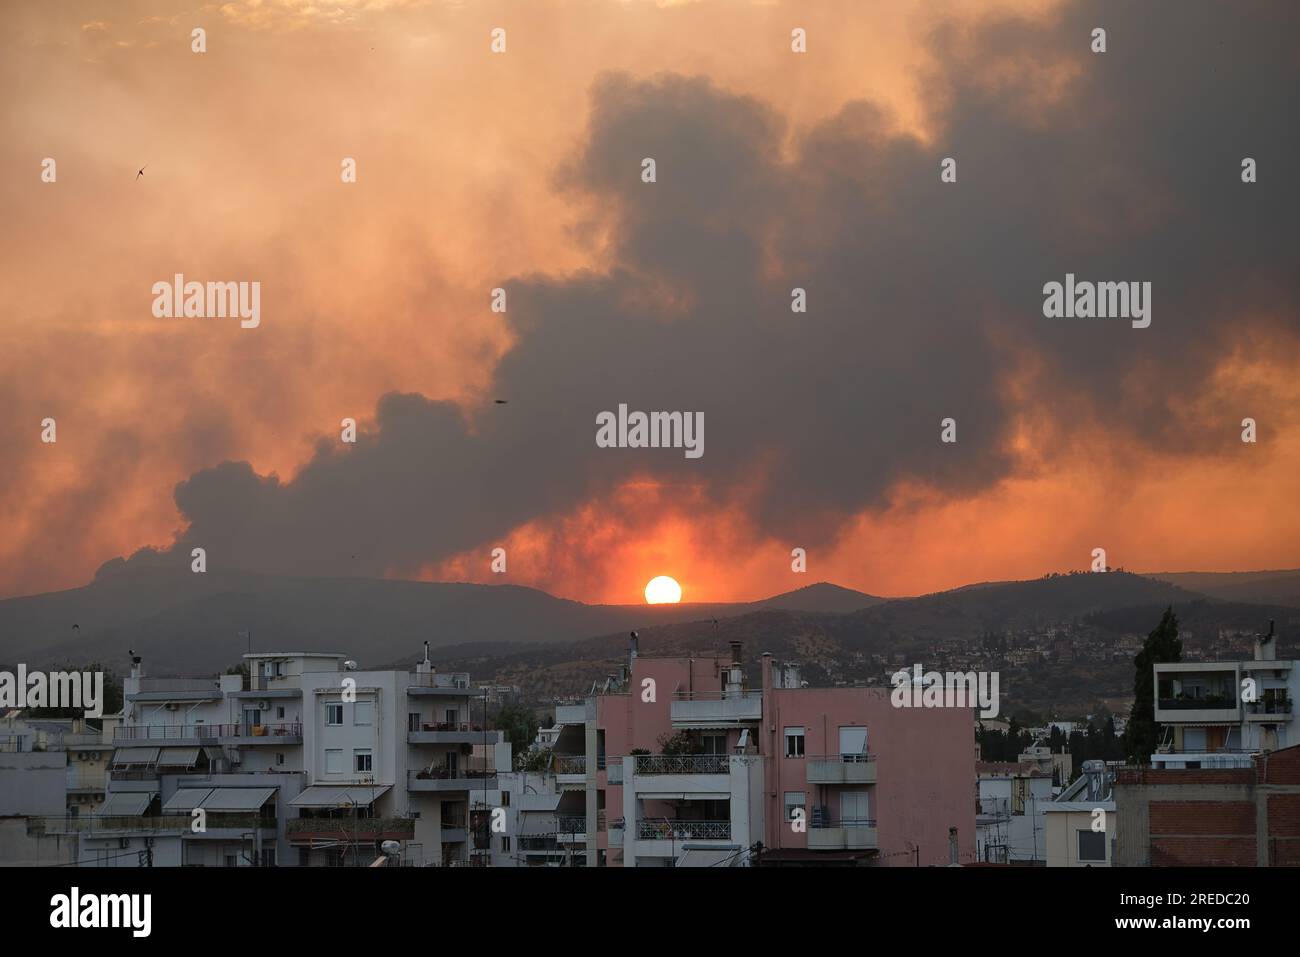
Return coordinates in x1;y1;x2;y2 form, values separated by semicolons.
289;784;392;808
111;747;160;768
162;788;214;813
157;747;201;767
202;787;276;811
96;792;154;816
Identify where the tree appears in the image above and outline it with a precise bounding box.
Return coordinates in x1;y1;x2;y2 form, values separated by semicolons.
1123;606;1182;764
491;703;539;759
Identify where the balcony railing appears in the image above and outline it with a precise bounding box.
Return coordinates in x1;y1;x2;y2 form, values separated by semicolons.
636;819;731;841
810;818;877;830
556;816;587;834
1157;697;1237;711
553;755;587;775
415;721;483;733
114;722;302;741
287;817;415;836
633;754;729;775
1246;699;1293;715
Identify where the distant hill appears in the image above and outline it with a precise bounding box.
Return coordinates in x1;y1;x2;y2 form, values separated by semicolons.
1146;569;1300;609
3;566;1293;683
0;566;877;675
754;582;883;614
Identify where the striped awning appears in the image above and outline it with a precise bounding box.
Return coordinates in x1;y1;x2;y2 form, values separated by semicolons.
95;792;154;816
162;788;214;813
111;747;160;768
156;747;201;767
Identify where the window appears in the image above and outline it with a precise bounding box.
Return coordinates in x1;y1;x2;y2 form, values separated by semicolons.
326;703;343;726
838;726;868;759
500;791;510;807
224;854;238;868
325;749;344;774
355;750;373;774
501;837;511;852
276;706;285;719
409;713;422;732
354;701;374;726
784;727;805;758
1077;829;1106;863
276;752;285;766
703;733;727;755
261;848;276;867
784;791;806;821
445;708;459;726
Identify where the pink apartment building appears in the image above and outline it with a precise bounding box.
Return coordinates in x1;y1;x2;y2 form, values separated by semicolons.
552;636;975;866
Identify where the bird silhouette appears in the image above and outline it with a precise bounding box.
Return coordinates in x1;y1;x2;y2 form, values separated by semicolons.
494;399;508;404
136;165;147;180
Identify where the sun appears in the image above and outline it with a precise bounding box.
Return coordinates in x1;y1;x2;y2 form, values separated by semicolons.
644;575;683;604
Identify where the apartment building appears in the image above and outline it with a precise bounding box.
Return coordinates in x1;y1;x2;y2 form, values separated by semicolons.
555;636;974;867
1152;623;1297;768
72;649;507;867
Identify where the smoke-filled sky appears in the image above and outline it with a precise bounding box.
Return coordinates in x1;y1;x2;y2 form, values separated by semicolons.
2;0;1297;604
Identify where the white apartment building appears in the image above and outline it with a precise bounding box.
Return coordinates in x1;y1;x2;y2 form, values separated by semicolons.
77;649;508;866
1152;622;1298;769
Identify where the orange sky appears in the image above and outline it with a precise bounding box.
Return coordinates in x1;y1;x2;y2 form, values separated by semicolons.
2;0;1297;604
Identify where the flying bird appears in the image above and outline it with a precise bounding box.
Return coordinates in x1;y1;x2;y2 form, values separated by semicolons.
136;165;147;180
494;399;508;404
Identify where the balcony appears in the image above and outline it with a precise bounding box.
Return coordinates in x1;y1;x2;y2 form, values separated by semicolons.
630;754;733;799
1246;698;1293;722
808;820;877;851
636;819;731;841
634;754;729;775
1154;694;1240;724
113;723;302;745
406;769;498;792
407;723;486;745
407;673;474;697
287;817;415;841
671;691;762;728
556;816;588;841
806;754;877;785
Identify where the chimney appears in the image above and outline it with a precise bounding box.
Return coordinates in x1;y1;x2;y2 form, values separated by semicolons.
629;631;639;661
1255;620;1277;662
416;641;434;675
129;654;144;680
724;642;744;697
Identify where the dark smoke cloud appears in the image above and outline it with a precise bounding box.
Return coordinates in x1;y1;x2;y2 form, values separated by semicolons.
112;0;1300;581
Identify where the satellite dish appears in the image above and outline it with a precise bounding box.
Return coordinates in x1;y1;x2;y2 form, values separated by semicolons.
344;660;358;671
381;840;400;855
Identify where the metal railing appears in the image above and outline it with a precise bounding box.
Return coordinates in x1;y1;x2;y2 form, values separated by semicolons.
287;817;415;836
408;672;472;689
1246;699;1293;715
810;818;877;829
408;768;496;783
413;721;483;733
809;753;875;764
636;819;731;841
114;722;302;740
633;754;729;775
553;755;587;774
556;816;587;834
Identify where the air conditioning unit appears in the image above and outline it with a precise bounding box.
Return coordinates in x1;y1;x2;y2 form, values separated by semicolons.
118;837;130;849
229;749;241;764
258;701;270;711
